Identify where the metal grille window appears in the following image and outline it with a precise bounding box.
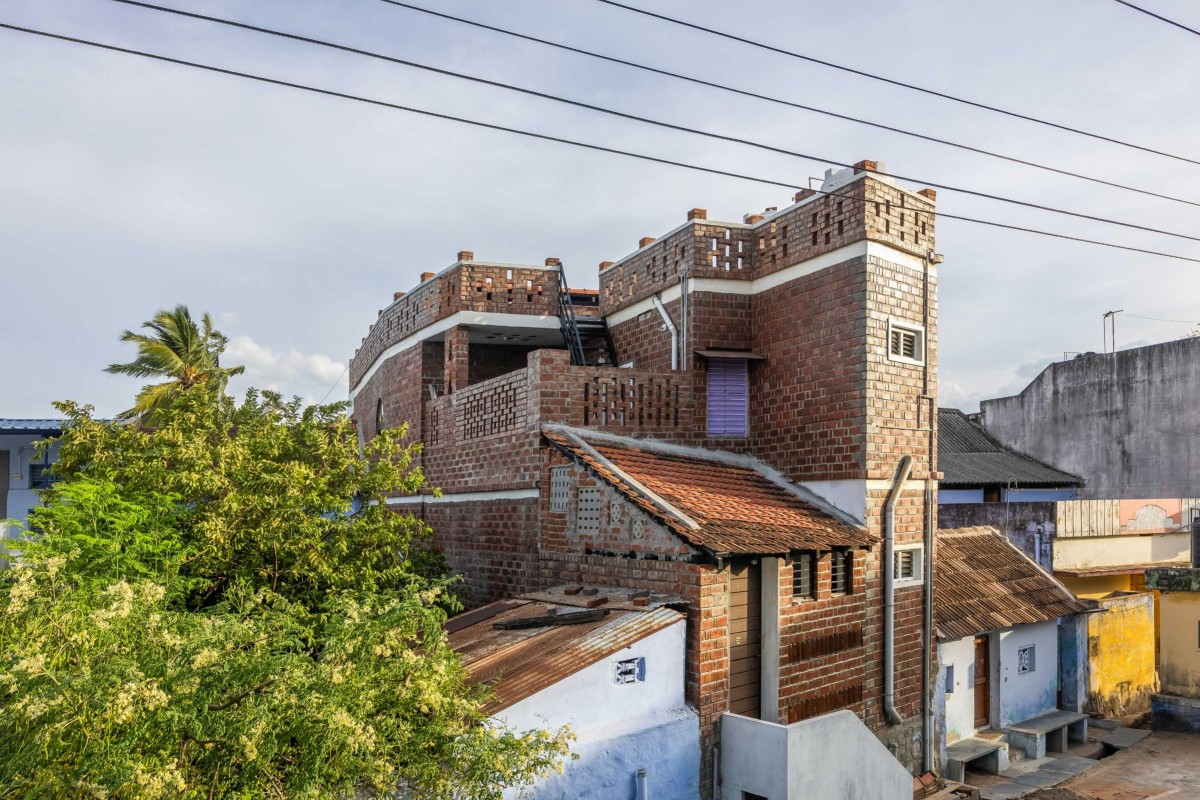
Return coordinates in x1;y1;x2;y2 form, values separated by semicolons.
29;464;60;490
577;487;602;534
895;549;916;580
887;320;925;365
1018;645;1036;674
707;358;749;436
612;657;645;685
792;552;815;601
830;550;852;596
549;466;570;513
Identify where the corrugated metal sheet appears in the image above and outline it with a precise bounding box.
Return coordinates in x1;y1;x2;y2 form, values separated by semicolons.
706;358;748;436
447;596;684;714
938;409;1081;488
543;428;876;556
934;526;1093;641
1056;499;1121;537
0;419;64;433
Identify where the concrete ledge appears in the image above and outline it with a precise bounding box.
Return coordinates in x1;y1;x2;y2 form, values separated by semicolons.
1003;711;1087;759
945;738;1008;783
1152;692;1200;733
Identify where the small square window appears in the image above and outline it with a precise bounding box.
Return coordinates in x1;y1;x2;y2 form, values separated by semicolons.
613;657;645;684
792;552;815;601
893;545;924;588
887;320;925;365
29;463;60;490
945;664;955;694
830;550;852;596
1018;645;1036;674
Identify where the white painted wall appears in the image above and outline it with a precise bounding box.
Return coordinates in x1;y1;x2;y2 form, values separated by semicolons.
1053;532;1190;570
495;621;698;800
939;637;977;743
1;433;60;539
721;710;911;800
997;621;1060;728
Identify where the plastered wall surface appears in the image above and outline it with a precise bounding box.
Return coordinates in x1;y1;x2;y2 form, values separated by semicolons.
1158;592;1200;698
938;637;978;743
1053;532;1190;571
1086;592;1157;715
997;622;1060;728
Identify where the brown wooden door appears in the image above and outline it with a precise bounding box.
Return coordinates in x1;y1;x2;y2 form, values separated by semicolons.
973;636;990;729
729;560;761;718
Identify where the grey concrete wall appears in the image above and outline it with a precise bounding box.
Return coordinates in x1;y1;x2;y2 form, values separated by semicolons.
937;502;1056;571
721;710;911;800
979;338;1200;499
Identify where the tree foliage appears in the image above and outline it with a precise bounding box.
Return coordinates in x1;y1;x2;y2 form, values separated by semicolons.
104;305;245;422
1;356;571;797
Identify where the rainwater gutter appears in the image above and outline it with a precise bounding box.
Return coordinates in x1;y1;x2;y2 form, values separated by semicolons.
651;295;679;370
884;455;913;727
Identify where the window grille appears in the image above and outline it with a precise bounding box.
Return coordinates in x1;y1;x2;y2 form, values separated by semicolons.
830;550;852;596
549;466;570;513
577;487;602;534
792;552;815;600
613;657;645;684
1018;645;1036;674
888;320;925;365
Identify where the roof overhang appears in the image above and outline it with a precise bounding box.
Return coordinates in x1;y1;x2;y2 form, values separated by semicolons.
1055;561;1189;578
695;349;766;360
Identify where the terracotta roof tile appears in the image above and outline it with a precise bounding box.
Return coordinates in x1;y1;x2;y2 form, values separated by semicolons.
544;426;874;556
935;526;1092;641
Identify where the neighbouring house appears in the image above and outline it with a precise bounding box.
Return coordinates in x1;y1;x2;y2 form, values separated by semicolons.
349;160;941;798
933;526;1092;781
937;408;1081;506
978;337;1200;500
446;586;697;800
1;419;63;545
1145;561;1200;733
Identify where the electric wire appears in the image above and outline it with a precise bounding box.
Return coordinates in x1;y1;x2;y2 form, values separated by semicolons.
593;0;1200;167
373;0;1200;209
100;0;1200;245
1112;0;1200;37
1124;313;1200;324
3;21;1200;266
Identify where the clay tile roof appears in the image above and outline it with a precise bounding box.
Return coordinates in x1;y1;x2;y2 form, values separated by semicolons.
934;526;1092;641
447;593;684;714
938;408;1082;488
543;425;873;556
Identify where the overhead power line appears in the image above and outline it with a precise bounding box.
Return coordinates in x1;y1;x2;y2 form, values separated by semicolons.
593;0;1200;167
375;0;1200;209
1113;0;1200;37
2;21;1199;266
1125;313;1200;324
101;0;1200;245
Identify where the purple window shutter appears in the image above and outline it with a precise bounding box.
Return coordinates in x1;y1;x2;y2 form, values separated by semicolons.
707;358;748;436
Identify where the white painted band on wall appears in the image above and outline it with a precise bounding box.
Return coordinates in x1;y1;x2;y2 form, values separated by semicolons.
350;311;561;398
605;241;932;328
383;488;540;505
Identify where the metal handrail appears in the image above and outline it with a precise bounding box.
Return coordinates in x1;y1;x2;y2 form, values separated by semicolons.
557;262;588;366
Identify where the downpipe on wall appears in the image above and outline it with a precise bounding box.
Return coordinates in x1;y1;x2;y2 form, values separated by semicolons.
636;768;649;800
651;295;679;370
923;484;935;772
884;455;914;727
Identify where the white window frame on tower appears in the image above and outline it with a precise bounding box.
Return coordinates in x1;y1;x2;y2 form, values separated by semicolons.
887;318;926;366
893;543;924;589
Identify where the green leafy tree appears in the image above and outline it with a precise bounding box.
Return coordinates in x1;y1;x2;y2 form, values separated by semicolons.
0;385;571;797
104;305;245;422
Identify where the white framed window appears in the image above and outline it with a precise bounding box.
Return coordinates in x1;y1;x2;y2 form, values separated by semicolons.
887;319;925;365
1018;645;1036;674
893;544;924;588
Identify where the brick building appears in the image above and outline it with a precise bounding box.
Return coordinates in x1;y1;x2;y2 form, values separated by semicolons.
349;161;941;796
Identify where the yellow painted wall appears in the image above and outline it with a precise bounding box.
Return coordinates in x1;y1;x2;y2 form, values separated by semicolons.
1086;591;1158;716
1053;532;1190;571
1158;592;1200;699
1064;575;1135;597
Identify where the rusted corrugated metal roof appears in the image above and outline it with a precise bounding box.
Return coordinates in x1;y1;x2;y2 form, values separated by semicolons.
448;593;684;714
543;426;873;556
935;526;1093;641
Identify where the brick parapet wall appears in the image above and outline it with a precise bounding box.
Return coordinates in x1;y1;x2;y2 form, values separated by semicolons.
420;498;541;605
350;262;561;389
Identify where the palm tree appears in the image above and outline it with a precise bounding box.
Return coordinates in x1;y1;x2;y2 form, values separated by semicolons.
105;305;244;420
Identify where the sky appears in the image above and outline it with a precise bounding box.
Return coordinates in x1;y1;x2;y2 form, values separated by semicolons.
2;0;1199;417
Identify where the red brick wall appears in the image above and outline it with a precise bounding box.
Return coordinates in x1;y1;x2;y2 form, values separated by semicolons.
420;498;540;605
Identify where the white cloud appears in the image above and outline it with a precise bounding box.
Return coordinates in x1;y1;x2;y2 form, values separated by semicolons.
224;335;347;402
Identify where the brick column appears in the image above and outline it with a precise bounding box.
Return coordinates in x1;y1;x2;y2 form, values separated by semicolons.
444;326;470;394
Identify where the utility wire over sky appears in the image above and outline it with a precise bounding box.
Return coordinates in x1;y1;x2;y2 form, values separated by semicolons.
1;20;1198;266
91;0;1200;246
593;0;1200;166
1112;0;1200;38
371;1;1200;209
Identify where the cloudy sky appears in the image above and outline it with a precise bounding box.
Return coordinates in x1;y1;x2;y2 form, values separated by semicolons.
2;0;1199;417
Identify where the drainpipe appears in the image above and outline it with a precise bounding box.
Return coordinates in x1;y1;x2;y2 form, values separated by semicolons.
636;768;649;800
884;455;914;726
922;484;935;771
651;295;679;370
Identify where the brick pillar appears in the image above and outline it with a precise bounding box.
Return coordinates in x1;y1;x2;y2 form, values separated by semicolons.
444;326;470;394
